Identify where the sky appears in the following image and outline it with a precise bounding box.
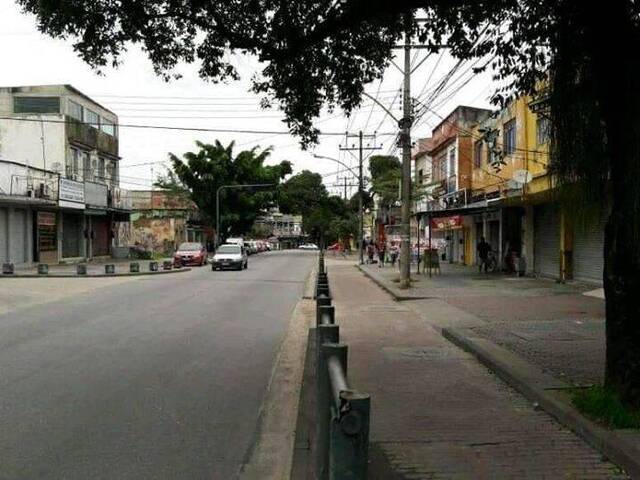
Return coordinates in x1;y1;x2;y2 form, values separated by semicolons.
0;0;495;197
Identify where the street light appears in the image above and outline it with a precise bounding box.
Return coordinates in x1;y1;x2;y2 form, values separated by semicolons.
216;183;275;248
312;153;365;264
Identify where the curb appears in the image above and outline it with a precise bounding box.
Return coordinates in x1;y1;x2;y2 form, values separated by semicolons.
0;268;192;278
356;265;431;301
442;327;640;479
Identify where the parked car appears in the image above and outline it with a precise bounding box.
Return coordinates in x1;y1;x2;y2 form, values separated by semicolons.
244;241;255;255
211;244;248;270
173;242;208;266
298;243;319;250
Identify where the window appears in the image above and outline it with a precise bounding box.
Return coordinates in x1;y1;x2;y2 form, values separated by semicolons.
503;119;516;155
84;108;100;127
448;147;456;176
474;140;483;168
97;157;106;182
67;148;80;179
418;169;424;184
537;116;550;144
68;100;84;121
82;151;92;182
14;96;60;114
101;117;116;136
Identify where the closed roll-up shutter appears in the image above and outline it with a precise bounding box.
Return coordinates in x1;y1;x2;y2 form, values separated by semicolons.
9;209;28;264
62;213;83;258
92;217;110;256
573;211;607;285
0;208;8;263
534;204;560;279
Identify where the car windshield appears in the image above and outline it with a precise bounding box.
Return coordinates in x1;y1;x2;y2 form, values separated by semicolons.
178;243;201;251
217;245;240;254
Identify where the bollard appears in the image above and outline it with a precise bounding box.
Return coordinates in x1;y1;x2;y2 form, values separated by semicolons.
37;264;49;275
2;263;14;275
316;326;340;480
130;262;140;273
329;391;371;480
316;295;332;323
163;260;173;270
77;264;87;275
317;305;335;327
105;264;115;275
149;261;159;272
317;283;330;298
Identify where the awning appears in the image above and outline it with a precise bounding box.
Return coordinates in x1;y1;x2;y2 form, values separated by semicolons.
416;200;499;218
85;208;107;216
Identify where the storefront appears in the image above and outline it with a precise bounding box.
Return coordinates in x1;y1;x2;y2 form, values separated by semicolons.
533;203;560;279
89;213;111;257
0;206;32;266
61;211;84;259
572;209;607;285
35;211;58;263
430;215;464;263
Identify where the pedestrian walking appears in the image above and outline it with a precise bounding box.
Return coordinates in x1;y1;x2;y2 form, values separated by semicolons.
390;244;399;267
477;236;491;273
367;242;375;264
378;242;386;267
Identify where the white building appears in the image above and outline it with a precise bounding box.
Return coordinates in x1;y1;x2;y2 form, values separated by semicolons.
0;84;131;267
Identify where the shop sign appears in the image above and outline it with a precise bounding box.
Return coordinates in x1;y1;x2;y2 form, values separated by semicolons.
59;178;85;209
430;215;463;230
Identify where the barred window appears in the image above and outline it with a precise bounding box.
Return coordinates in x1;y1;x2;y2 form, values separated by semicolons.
503;119;516;155
14;96;60;114
474;140;483;168
68;100;83;121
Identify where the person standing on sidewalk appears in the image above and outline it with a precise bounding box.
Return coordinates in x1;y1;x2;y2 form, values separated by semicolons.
477;237;491;273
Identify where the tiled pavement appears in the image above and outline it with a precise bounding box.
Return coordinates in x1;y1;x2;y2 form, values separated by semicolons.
329;260;627;479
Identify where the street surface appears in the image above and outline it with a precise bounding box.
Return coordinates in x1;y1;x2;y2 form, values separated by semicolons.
0;250;315;479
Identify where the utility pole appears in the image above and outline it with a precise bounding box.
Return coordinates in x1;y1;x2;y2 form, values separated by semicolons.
399;14;414;289
340;131;381;264
337;176;350;200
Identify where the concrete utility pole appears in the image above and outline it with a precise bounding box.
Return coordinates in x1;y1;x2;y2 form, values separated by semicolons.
340;131;381;265
399;14;413;289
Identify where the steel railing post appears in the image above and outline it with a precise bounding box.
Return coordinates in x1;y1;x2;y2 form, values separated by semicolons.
316;295;331;324
316;325;339;480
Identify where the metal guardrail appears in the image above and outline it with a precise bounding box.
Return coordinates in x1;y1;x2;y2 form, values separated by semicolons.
314;251;370;480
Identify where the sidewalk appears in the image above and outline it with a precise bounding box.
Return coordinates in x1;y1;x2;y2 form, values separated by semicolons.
359;262;607;385
328;260;627;478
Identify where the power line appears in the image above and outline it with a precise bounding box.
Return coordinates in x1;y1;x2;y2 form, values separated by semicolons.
0;115;397;137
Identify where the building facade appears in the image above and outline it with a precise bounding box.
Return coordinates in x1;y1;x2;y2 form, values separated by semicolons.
414;94;607;285
129;190;210;254
0;84;130;267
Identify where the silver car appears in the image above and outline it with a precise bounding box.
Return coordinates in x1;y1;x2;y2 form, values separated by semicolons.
211;244;248;271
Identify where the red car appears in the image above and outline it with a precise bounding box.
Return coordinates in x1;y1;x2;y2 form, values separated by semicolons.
173;242;208;266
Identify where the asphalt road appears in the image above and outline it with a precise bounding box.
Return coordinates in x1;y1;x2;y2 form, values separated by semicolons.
0;250;315;480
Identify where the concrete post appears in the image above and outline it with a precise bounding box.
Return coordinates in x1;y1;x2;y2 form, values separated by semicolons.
317;305;335;327
316;325;339;480
316;295;332;324
329;391;371;480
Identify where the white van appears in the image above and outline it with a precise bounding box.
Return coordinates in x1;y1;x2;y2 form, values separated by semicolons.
225;237;244;246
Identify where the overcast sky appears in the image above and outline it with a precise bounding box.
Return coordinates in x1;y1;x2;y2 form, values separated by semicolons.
0;0;495;197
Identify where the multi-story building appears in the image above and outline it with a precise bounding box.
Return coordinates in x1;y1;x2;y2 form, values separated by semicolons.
414;93;607;285
0;84;131;266
254;210;304;249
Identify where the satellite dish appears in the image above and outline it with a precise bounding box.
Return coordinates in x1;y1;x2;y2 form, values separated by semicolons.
512;169;533;184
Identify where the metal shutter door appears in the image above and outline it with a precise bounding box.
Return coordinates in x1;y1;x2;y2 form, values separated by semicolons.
9;209;27;264
573;212;606;284
92;217;110;256
534;204;559;278
62;213;82;258
0;208;7;263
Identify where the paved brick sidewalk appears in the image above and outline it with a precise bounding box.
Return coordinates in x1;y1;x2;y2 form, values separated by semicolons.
329;260;626;479
360;263;607;386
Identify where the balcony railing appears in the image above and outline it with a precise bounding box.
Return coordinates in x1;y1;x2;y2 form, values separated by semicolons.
0;160;59;202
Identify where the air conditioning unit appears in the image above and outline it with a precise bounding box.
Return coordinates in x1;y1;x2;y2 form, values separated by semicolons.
35;183;50;199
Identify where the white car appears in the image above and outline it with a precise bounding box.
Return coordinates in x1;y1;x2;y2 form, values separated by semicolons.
298;243;319;250
211;244;248;270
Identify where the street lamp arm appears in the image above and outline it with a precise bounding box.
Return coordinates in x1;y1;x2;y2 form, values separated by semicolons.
312;154;359;178
362;91;400;123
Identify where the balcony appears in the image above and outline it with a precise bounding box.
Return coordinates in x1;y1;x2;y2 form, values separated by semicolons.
0;160;59;204
66;116;119;157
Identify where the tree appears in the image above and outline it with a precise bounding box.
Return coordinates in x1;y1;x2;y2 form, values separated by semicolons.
155;140;292;238
369;155;402;206
23;0;640;406
278;170;328;218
